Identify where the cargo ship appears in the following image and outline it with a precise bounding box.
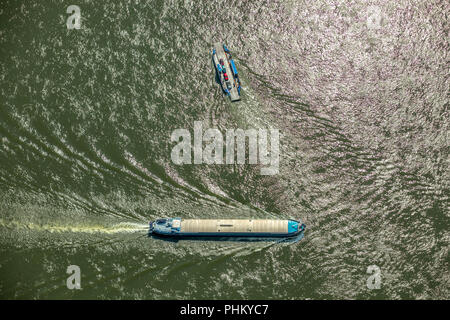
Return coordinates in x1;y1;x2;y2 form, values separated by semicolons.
149;218;305;238
212;43;241;102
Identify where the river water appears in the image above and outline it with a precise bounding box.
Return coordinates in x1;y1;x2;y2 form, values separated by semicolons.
0;0;448;299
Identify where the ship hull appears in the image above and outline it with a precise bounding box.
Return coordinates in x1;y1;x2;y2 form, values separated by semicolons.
212;43;241;102
149;218;305;238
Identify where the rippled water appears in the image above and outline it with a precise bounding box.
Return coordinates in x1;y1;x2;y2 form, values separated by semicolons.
0;0;448;299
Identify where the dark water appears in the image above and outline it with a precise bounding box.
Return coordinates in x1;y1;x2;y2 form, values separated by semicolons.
0;0;448;299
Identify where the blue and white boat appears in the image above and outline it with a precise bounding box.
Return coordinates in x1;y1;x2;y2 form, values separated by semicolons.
149;218;305;238
212;43;241;102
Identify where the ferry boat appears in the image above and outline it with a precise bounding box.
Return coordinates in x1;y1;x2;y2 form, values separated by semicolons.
149;218;305;238
212;43;241;102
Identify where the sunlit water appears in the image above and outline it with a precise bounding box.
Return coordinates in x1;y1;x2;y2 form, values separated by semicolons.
0;0;448;299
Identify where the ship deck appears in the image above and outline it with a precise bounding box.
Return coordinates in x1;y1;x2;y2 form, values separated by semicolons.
213;42;240;102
